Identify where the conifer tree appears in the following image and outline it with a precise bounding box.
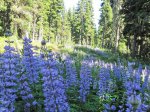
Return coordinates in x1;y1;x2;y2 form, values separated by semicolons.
74;0;95;45
48;0;65;43
111;0;123;51
98;0;113;48
121;0;150;58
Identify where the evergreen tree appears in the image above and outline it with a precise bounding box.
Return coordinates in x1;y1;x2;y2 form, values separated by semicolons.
84;0;95;45
121;0;150;58
74;0;95;45
0;0;11;36
11;0;32;38
111;0;123;52
60;11;72;45
98;0;113;48
31;0;50;41
48;0;65;43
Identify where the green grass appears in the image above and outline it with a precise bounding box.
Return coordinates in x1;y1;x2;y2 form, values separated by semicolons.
0;36;149;67
0;36;23;53
58;44;149;68
0;36;62;54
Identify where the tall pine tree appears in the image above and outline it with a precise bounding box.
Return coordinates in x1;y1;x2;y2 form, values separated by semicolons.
74;0;95;45
98;0;113;48
121;0;150;58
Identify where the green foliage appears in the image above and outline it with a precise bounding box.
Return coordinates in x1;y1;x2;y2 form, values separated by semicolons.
0;0;70;44
68;0;95;45
118;40;128;54
121;0;150;58
0;0;149;61
0;36;23;53
98;0;113;48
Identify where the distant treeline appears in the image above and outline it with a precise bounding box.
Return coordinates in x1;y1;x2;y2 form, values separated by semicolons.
0;0;149;59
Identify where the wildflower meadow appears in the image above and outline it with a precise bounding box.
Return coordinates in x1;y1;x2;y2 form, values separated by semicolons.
0;37;150;112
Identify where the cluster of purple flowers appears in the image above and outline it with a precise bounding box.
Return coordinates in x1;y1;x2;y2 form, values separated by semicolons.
103;103;116;112
125;65;148;112
22;37;39;84
41;53;70;112
79;59;92;102
0;46;18;112
1;37;150;112
19;37;38;111
65;57;78;88
97;67;112;98
101;63;150;111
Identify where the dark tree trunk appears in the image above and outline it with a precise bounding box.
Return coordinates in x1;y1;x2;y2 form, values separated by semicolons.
127;36;131;57
2;2;11;35
132;33;137;57
115;25;120;52
102;18;105;48
139;38;144;58
17;27;22;38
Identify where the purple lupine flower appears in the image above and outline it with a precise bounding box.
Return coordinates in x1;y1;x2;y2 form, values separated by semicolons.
126;94;148;111
113;64;126;81
22;37;39;84
18;64;36;111
42;53;69;112
139;104;149;111
125;65;149;112
134;65;142;85
113;66;122;80
79;59;92;102
92;78;98;90
97;67;111;98
0;46;18;112
104;104;110;110
18;37;38;111
65;57;78;88
126;63;134;80
125;81;141;111
111;105;116;111
141;68;150;92
142;68;150;109
52;52;65;76
103;104;116;111
118;105;124;112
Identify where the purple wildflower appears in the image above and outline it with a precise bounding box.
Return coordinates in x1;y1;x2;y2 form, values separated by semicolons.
79;59;92;102
0;46;18;112
65;57;78;88
97;67;111;97
42;53;69;112
22;37;39;84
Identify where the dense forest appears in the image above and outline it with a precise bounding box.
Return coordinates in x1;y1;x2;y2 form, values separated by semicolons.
0;0;149;59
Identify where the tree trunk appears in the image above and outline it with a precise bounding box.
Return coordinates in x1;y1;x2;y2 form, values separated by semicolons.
32;14;37;40
132;34;137;57
113;0;121;52
17;27;22;38
38;26;43;41
55;21;58;44
80;16;84;45
127;36;131;57
102;18;105;48
115;25;120;51
3;2;11;34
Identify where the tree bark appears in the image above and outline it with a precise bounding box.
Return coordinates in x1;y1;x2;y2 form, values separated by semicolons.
32;14;37;40
102;18;105;48
38;26;43;41
132;33;137;57
115;25;120;51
